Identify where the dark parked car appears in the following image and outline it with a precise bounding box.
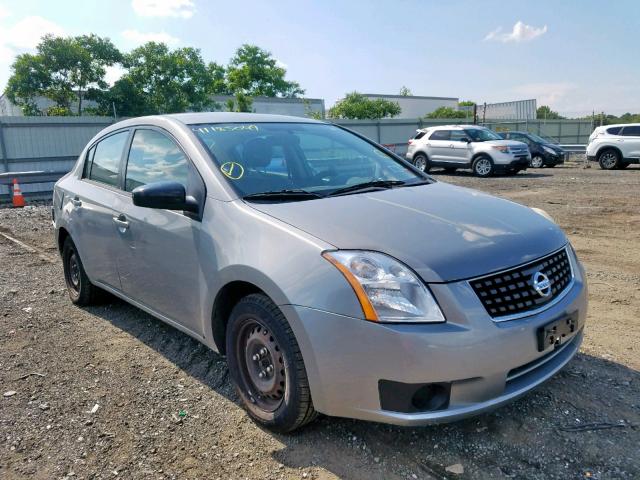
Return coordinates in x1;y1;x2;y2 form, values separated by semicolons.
499;131;566;168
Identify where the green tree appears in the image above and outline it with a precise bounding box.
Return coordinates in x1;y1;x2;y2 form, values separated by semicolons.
458;100;475;107
226;44;304;98
537;105;565;120
399;86;412;96
328;92;401;120
425;106;467;119
110;42;219;115
4;54;49;115
4;34;121;115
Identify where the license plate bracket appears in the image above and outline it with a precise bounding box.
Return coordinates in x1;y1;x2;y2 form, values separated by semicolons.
537;312;578;352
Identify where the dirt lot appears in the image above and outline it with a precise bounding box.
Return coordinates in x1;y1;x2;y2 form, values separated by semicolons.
1;165;638;480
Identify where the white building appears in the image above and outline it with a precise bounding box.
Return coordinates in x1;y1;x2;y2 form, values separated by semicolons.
361;94;459;119
211;96;325;118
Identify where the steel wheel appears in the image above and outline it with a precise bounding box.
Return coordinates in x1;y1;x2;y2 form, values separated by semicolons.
67;253;81;292
474;157;492;177
236;319;286;412
530;155;544;168
598;150;619;170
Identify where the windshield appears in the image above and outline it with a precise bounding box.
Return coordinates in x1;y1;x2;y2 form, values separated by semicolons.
465;128;503;142
191;122;427;199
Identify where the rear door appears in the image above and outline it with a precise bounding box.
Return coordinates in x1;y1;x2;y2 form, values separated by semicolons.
449;130;472;164
70;130;130;289
111;127;207;335
620;125;640;159
427;129;451;162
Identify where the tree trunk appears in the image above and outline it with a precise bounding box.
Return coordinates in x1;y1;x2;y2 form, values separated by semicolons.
78;89;82;116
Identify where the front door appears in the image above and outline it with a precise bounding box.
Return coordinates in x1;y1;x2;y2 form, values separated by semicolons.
620;125;640;159
112;128;207;335
449;130;472;164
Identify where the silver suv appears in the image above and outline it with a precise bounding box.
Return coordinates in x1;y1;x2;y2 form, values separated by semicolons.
53;113;587;432
406;125;531;177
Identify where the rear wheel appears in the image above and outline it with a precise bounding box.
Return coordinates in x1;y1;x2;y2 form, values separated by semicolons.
530;155;544;168
226;294;317;432
413;153;430;172
598;149;620;170
472;156;494;177
62;237;99;306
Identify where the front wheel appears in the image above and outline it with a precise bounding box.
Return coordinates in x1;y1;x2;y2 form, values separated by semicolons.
530;155;544;168
472;156;494;177
226;294;318;432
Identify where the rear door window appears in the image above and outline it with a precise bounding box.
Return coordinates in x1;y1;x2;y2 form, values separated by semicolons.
86;131;129;187
124;129;190;192
621;125;640;136
429;130;451;141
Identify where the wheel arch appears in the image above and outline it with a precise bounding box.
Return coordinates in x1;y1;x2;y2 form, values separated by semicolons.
57;226;71;254
209;266;292;355
596;145;623;159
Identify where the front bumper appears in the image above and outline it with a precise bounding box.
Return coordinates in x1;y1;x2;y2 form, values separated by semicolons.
282;254;587;426
494;156;530;173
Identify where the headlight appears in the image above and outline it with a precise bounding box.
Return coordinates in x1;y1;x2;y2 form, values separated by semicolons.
322;250;445;323
491;145;510;153
531;207;555;223
542;145;557;155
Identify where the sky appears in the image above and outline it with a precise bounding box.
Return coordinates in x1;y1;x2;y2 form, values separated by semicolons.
0;0;639;116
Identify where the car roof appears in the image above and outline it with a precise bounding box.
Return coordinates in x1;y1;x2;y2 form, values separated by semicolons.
599;123;640;129
418;124;483;132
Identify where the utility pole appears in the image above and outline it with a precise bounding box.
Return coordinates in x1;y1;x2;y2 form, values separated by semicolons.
473;104;478;124
482;102;486;125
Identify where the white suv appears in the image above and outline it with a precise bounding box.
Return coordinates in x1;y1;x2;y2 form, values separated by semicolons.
406;125;530;177
587;123;640;169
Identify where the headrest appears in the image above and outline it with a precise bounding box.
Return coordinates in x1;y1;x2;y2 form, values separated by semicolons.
243;138;272;168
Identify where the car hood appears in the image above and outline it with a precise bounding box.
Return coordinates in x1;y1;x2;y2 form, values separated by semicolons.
247;182;567;283
484;139;525;147
542;143;565;153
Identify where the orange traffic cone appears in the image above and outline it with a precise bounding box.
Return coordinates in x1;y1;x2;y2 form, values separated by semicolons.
12;179;25;208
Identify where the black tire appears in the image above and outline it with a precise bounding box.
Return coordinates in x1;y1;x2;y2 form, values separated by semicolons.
472;155;494;177
598;149;621;170
62;237;99;306
530;155;545;168
413;153;430;172
226;294;318;432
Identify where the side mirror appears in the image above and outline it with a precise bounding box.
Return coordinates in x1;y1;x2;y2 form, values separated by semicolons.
461;137;471;143
132;181;199;213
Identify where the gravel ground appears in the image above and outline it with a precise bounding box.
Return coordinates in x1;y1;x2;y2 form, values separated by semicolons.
1;164;638;480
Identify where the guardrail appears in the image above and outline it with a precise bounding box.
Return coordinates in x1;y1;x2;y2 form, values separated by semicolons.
0;170;67;203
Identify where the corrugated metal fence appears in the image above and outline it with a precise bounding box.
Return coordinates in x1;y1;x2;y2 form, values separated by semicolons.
0;116;593;202
0;116;115;199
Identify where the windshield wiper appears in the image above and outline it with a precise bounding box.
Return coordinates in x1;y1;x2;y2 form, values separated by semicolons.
242;189;324;201
328;180;406;197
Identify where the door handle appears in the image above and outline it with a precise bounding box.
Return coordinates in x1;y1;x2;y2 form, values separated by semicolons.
71;196;82;207
112;215;129;230
449;144;455;148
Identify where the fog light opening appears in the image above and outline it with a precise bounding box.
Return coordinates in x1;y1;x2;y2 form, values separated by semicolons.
411;384;450;411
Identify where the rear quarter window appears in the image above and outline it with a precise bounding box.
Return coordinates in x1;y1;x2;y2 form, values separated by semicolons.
413;131;426;140
606;127;622;135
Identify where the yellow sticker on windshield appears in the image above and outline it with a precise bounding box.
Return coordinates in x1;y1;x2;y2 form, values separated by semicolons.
220;162;244;180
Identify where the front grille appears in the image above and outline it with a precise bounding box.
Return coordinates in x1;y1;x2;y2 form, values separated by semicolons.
470;247;573;320
510;146;529;155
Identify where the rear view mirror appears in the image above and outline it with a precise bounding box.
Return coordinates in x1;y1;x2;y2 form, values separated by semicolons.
132;181;198;213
